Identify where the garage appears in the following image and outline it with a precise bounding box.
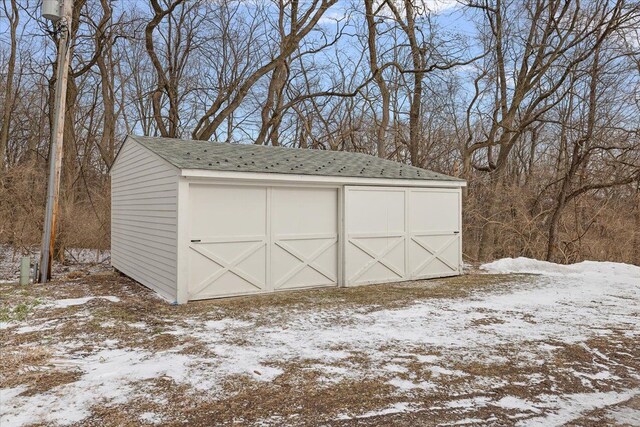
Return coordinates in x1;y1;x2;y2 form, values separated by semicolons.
110;135;465;303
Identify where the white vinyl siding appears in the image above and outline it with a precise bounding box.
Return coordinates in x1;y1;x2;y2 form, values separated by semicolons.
110;138;179;301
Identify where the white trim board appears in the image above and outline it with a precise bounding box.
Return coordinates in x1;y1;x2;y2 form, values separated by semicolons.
180;169;466;188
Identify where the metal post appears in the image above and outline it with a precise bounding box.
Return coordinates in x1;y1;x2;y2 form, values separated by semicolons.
39;0;73;283
20;257;31;285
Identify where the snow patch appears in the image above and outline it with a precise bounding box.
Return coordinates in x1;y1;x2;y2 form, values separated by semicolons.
139;411;164;425
388;378;436;392
416;354;440;363
0;349;207;426
605;405;640;425
0;386;28;402
446;396;491;409
572;370;614;381
48;296;120;308
203;318;253;330
2;257;639;426
494;396;540;413
337;402;415;420
427;366;466;377
384;363;409;374
517;389;640;426
127;322;148;329
481;257;640;279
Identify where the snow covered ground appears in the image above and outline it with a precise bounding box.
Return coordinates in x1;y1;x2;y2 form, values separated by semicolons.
1;257;639;426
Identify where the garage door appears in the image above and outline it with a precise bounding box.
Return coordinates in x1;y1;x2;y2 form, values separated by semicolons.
187;184;338;299
271;187;339;291
408;189;461;279
345;186;460;286
344;187;407;285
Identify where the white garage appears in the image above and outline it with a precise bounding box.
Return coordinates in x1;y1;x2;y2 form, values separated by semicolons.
110;135;466;303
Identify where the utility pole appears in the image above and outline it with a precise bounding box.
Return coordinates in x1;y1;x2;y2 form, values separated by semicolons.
39;0;73;283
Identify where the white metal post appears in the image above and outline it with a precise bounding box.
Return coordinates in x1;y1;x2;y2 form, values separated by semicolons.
39;0;73;283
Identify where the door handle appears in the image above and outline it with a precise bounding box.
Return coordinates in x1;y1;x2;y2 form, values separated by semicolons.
190;239;201;243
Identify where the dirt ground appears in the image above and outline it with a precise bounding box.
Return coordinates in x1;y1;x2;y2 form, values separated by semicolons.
1;263;639;426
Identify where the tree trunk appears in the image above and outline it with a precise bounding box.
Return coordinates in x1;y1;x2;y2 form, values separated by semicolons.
0;0;19;173
545;187;568;262
477;136;512;260
255;61;288;146
97;34;116;165
364;0;390;158
476;170;500;261
403;0;423;166
546;47;600;262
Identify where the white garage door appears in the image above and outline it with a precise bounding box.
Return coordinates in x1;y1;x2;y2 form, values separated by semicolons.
271;187;339;291
345;187;407;285
345;186;460;286
187;184;338;299
408;189;461;279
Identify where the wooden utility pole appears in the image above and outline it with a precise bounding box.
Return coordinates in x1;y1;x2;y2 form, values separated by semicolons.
39;0;73;282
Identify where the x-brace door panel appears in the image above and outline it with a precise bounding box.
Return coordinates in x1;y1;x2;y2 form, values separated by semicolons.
270;187;339;290
345;186;461;287
272;234;338;289
409;232;460;278
188;237;267;298
345;187;407;286
347;234;405;284
408;189;461;278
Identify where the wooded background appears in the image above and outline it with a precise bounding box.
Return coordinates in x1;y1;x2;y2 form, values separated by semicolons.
0;0;639;265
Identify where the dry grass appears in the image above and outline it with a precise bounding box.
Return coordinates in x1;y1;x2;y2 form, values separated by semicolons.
1;271;638;426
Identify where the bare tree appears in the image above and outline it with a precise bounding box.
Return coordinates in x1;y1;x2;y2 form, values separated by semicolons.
0;0;19;173
465;0;636;260
545;42;640;261
144;0;195;138
192;0;339;141
0;0;639;267
384;0;476;165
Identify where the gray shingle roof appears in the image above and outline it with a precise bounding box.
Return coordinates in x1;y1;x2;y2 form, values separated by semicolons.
129;135;462;182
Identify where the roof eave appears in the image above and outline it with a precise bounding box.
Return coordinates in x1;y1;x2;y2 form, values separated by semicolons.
179;168;467;187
